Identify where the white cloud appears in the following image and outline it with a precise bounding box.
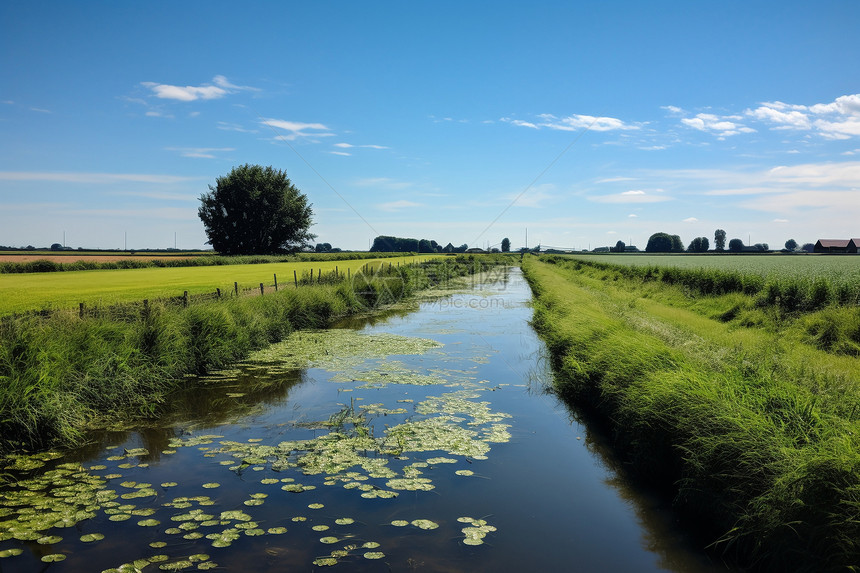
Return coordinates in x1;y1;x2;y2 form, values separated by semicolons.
588;189;672;204
503;114;638;132
681;113;756;138
683;217;699;223
261;118;333;140
140;75;257;102
537;113;639;132
746;94;860;140
377;200;423;211
142;82;226;102
628;213;638;218
334;143;354;148
773;218;790;223
329;151;351;156
217;121;258;133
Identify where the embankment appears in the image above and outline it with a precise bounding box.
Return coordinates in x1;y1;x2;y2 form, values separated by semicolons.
521;255;860;571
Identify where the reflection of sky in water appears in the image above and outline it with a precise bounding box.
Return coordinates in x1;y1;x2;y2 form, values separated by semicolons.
0;269;726;573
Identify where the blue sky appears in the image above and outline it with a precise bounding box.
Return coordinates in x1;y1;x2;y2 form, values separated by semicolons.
2;1;859;251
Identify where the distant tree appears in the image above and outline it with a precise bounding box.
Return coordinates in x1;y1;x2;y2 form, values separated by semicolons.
754;243;769;252
785;239;798;251
671;235;684;252
315;242;332;253
728;238;744;252
50;243;63;251
688;237;710;252
456;244;468;253
612;240;626;253
646;232;674;252
443;242;455;253
198;164;315;254
418;239;433;253
501;237;511;252
801;243;815;253
714;229;727;251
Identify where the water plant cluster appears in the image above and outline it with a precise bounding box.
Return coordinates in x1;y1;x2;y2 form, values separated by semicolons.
0;256;507;455
523;255;860;571
0;325;508;570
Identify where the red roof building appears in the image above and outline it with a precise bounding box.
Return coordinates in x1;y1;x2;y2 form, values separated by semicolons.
814;239;858;253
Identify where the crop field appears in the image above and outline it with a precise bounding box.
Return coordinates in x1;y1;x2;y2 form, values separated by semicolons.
0;255;441;315
569;253;860;282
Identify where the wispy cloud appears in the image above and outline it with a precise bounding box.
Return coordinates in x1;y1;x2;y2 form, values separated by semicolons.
262;118;333;140
334;142;389;150
217;121;258;134
503;114;639;132
588;189;672;204
140;75;258;102
165;147;234;159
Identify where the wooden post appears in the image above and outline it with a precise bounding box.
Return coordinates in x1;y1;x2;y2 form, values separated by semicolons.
318;268;321;283
234;282;239;296
274;274;278;291
260;283;264;295
348;268;350;279
335;266;338;278
79;302;85;319
183;291;189;307
294;270;298;287
216;288;221;298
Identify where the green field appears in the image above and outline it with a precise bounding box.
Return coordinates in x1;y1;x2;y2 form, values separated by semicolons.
569;253;860;282
0;255;440;315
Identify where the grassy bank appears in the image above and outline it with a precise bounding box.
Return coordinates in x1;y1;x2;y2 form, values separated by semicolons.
521;255;860;571
0;256;504;456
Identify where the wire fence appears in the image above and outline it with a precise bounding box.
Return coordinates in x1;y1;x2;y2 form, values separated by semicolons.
2;259;472;325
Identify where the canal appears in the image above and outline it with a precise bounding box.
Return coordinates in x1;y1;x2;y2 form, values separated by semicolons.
0;267;726;572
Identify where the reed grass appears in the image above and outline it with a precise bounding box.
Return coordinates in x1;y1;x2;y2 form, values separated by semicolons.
522;255;860;571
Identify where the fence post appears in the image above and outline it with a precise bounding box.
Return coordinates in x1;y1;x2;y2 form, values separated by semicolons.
234;282;239;296
318;268;321;283
183;291;189;307
260;283;264;295
274;274;278;291
79;302;84;319
335;266;338;278
348;268;350;279
216;288;221;298
294;270;298;287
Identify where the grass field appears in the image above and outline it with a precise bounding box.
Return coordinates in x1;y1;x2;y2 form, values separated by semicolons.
0;255;441;315
569;253;860;282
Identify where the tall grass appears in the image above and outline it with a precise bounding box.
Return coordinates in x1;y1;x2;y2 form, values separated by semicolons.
523;255;860;571
0;256;504;454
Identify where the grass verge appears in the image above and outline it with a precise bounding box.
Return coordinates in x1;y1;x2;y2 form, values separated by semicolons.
0;256;505;456
522;255;860;571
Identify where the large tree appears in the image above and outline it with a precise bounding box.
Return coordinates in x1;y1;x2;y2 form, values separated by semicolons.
785;239;798;251
646;232;684;252
501;237;511;252
688;236;710;252
714;229;727;251
198;164;315;254
728;238;744;252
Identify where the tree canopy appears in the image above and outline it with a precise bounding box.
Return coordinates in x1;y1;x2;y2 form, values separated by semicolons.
501;238;511;252
785;239;798;251
688;236;710;253
646;232;684;253
728;238;744;252
714;229;727;251
198;164;315;255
